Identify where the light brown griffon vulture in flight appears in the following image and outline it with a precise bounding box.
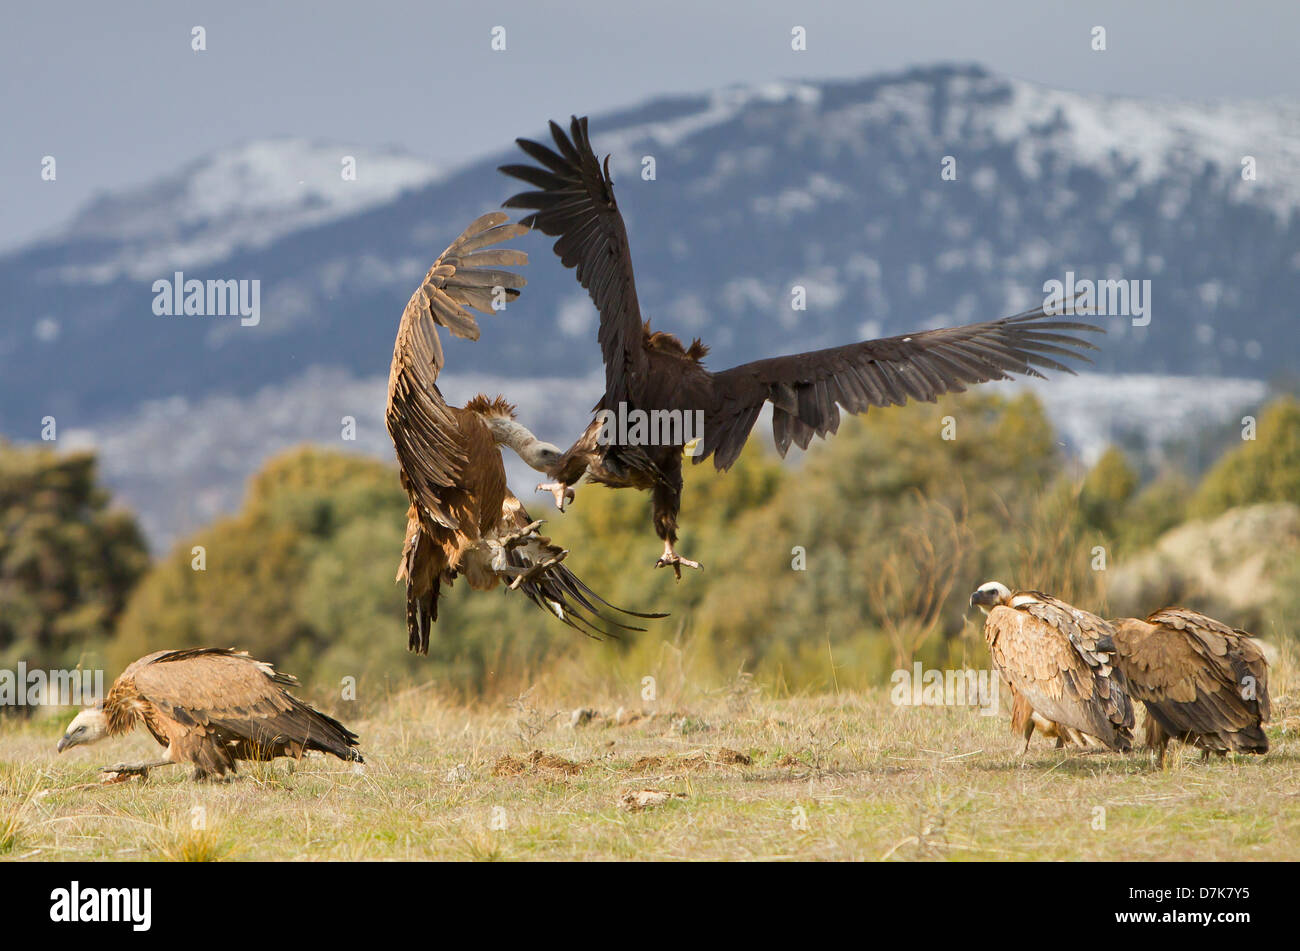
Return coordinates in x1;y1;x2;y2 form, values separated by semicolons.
1110;608;1270;763
57;649;362;781
386;211;664;652
502;116;1104;576
970;582;1134;753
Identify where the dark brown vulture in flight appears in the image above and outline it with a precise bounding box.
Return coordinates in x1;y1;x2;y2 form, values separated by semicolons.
1110;608;1270;763
501;117;1104;576
56;649;362;781
386;211;664;652
970;582;1134;753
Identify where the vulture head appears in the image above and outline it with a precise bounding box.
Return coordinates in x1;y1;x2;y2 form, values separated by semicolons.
970;581;1013;614
480;412;564;472
57;705;109;752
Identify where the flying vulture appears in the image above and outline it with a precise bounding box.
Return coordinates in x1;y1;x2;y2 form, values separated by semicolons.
1110;608;1270;763
386;211;664;652
501;116;1104;576
969;582;1134;753
56;648;362;781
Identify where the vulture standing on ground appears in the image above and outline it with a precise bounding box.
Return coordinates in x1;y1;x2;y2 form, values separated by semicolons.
969;582;1134;753
1110;608;1270;762
386;211;663;652
56;649;362;781
502;116;1105;576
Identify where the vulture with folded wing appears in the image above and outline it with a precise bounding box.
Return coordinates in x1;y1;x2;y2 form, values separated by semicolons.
502;117;1104;576
56;648;362;781
970;582;1134;753
1110;608;1270;762
387;211;664;652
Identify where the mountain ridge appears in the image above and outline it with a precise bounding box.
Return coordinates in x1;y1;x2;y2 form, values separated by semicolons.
2;62;1294;547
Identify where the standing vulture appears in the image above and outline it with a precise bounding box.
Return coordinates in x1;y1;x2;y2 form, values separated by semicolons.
1110;608;1270;763
56;649;362;781
501;116;1104;576
970;582;1134;753
387;211;664;652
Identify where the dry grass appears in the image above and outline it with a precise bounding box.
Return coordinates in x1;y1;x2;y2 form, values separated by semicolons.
2;650;1297;862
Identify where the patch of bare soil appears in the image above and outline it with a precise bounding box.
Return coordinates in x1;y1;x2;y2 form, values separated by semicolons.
491;750;586;776
630;747;754;772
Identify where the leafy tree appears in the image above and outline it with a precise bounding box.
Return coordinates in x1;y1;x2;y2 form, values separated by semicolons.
1079;447;1138;539
1191;397;1300;518
0;440;148;675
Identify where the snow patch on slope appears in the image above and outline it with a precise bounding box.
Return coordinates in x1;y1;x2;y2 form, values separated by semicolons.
56;139;442;282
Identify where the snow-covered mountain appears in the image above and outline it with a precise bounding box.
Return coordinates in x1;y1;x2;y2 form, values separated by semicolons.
51;139;442;283
2;63;1295;548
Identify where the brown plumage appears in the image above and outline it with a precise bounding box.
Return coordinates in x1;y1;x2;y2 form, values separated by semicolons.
970;582;1134;753
1110;608;1270;762
386;211;665;652
502;116;1104;575
1008;686;1109;750
56;649;362;780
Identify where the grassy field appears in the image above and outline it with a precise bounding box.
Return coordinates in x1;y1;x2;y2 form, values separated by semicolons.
2;652;1297;862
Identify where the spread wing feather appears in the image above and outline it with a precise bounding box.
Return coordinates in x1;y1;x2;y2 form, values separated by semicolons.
501;117;648;406
386;212;527;531
703;305;1104;470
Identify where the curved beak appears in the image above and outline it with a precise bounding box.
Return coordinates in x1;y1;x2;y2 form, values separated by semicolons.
56;735;71;753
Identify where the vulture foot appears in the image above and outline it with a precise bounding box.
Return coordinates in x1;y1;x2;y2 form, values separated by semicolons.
654;543;703;580
537;482;575;511
501;519;545;548
99;762;153;781
506;549;569;590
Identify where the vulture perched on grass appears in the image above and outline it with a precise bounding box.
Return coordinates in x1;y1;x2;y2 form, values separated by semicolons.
970;582;1134;753
387;211;664;651
56;649;362;781
1110;608;1270;763
502;116;1104;576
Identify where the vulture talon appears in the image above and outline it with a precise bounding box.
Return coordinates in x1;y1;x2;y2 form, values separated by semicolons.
537;482;574;511
654;543;702;580
501;519;545;548
507;550;569;589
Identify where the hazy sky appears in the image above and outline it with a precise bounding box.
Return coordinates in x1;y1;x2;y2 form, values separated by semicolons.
3;0;1296;250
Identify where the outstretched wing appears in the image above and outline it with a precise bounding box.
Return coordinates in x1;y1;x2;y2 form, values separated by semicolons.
985;604;1130;750
701;304;1103;470
386;212;528;530
497;496;667;640
500;116;648;406
132;649;362;761
1113;610;1270;752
